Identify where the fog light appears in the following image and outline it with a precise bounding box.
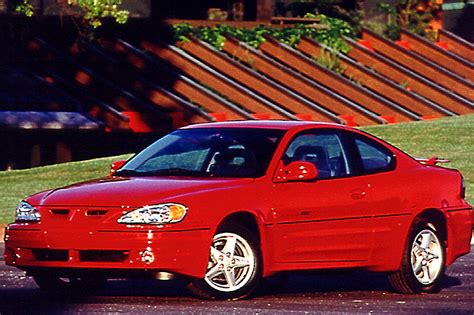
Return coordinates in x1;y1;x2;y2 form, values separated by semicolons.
155;271;175;281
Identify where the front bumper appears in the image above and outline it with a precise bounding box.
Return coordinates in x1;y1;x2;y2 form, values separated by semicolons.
4;224;212;278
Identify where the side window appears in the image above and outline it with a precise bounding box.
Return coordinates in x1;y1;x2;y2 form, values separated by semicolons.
284;132;350;179
355;138;395;174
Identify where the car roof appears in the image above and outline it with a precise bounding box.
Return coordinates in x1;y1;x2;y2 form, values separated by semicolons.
182;120;350;131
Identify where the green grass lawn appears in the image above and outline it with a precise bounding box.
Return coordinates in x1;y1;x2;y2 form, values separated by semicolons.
0;114;472;224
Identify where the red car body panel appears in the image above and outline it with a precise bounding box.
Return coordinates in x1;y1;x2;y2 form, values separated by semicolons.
4;121;473;279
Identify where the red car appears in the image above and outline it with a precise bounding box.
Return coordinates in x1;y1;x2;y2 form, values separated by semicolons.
4;121;472;300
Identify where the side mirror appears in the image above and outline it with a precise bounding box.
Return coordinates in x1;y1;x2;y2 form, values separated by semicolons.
274;161;318;183
110;160;127;176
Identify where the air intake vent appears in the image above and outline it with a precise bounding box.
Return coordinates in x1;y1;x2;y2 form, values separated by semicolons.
79;250;129;262
86;210;108;216
50;209;69;215
32;249;69;261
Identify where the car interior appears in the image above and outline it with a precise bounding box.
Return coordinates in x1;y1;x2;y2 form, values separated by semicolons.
210;148;260;177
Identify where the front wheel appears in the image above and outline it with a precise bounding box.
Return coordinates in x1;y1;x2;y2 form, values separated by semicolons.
188;225;261;300
388;221;445;293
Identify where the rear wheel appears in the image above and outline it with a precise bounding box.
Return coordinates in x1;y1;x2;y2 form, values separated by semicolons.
388;220;445;293
188;225;261;300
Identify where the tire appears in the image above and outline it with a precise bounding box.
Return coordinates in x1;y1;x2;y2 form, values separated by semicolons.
33;274;107;293
388;220;445;294
188;225;261;300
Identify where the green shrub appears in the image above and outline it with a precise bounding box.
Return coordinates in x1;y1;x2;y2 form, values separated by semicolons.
171;14;355;53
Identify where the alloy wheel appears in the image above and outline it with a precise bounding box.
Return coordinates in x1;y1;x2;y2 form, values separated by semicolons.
204;232;255;292
410;229;443;285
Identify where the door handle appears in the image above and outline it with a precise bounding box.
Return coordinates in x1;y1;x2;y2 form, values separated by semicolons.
351;189;367;200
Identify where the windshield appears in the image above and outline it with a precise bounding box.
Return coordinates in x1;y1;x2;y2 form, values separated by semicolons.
115;128;285;178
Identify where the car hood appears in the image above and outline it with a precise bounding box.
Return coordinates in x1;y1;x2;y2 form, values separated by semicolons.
29;176;255;207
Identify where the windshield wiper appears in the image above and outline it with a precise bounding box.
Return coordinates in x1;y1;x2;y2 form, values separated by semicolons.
113;169;139;177
115;168;210;177
136;168;210;177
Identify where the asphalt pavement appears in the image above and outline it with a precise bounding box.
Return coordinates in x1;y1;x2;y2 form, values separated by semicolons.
1;242;473;314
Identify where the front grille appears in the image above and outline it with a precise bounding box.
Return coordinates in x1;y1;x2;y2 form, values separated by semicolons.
32;249;69;261
79;250;129;262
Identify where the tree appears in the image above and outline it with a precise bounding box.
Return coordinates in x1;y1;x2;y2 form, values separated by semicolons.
16;0;129;30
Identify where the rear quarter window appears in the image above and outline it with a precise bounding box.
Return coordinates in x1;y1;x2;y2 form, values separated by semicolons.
355;138;396;174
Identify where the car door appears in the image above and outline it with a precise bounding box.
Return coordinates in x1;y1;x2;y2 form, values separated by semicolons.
271;130;374;264
350;134;410;264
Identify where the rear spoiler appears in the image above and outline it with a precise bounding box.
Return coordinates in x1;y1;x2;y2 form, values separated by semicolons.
415;156;450;166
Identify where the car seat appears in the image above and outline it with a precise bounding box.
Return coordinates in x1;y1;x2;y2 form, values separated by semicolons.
211;148;259;177
292;145;331;179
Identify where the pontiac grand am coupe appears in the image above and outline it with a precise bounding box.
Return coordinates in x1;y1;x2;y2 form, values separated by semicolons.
4;121;472;300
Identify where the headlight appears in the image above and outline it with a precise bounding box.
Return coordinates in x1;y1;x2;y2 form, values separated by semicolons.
117;203;187;225
15;201;41;222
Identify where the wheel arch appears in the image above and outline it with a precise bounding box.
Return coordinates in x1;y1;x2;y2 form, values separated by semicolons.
412;208;448;244
217;211;262;242
216;210;275;276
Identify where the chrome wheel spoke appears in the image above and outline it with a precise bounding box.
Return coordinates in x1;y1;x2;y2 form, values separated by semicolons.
413;258;423;274
412;244;424;256
223;236;237;259
224;269;236;288
421;265;432;283
420;232;433;249
233;255;250;269
425;251;439;263
206;264;223;279
210;246;223;262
